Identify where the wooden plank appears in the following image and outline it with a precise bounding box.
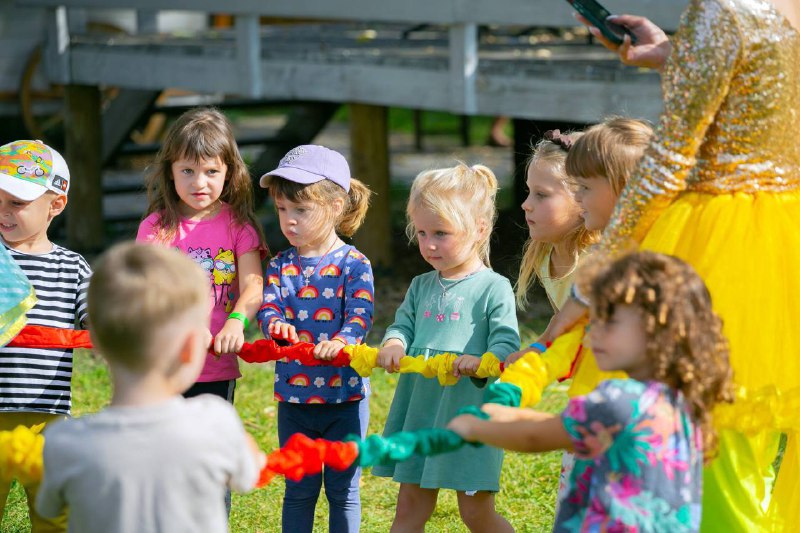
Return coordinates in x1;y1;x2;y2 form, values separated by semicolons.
349;103;392;269
24;0;688;30
42;7;70;85
64;84;104;253
235;14;262;98
136;9;158;33
476;72;664;122
101;89;160;164
449;24;478;115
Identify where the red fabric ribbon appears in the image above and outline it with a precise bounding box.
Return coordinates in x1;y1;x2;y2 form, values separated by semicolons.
257;433;359;487
6;325;92;349
238;338;350;367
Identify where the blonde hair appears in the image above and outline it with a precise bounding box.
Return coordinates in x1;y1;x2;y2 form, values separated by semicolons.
406;163;498;266
268;176;372;238
587;251;734;463
88;242;208;371
566;117;654;195
143;107;266;246
516;133;600;309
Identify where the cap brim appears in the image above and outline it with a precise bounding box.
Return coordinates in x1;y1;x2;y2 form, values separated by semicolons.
259;166;324;189
0;174;47;201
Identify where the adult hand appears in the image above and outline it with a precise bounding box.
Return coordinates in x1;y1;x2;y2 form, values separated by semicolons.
576;13;671;71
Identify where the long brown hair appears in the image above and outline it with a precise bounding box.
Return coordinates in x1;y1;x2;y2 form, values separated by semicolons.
516;134;599;309
588;252;734;463
143;107;266;246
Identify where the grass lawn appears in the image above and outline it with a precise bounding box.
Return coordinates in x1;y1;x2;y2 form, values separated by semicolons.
3;338;566;532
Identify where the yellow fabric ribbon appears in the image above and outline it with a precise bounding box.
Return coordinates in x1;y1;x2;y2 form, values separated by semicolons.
343;345;503;386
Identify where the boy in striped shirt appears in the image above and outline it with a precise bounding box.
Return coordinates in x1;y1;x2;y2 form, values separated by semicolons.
0;140;90;531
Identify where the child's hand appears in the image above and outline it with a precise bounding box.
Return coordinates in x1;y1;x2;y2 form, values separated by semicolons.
314;339;346;360
504;345;542;366
453;354;481;377
268;321;299;344
378;343;406;373
447;414;479;442
215;319;246;355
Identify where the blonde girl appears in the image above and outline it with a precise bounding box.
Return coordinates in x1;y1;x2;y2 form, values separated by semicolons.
376;163;520;532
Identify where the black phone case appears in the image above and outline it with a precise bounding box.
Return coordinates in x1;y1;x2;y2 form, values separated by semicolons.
565;0;635;45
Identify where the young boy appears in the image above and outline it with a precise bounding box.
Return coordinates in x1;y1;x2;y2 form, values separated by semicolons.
0;139;90;531
36;242;265;532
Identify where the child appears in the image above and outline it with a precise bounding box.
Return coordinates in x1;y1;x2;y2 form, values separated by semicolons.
0;139;90;531
569;117;654;233
515;130;595;312
533;117;654;347
36;243;265;533
449;251;733;532
137;107;267;403
257;145;374;533
375;163;520;532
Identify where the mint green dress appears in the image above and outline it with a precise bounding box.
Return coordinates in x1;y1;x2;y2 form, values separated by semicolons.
373;269;520;491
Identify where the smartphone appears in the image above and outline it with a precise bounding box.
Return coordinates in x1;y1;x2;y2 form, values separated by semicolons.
565;0;637;45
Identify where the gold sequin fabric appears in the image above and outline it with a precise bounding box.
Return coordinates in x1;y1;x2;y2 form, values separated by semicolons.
603;0;800;250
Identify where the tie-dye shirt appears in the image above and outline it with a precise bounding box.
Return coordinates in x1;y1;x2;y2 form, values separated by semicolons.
557;379;703;532
257;244;374;404
137;204;265;382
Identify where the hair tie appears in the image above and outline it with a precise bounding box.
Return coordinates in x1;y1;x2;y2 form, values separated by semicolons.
543;129;573;151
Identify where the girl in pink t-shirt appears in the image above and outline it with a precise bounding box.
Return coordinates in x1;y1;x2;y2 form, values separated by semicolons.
137;107;267;402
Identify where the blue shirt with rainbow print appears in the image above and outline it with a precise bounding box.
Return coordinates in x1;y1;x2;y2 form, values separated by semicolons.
257;244;374;404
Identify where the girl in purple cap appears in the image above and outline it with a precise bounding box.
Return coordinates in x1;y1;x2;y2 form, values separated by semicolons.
257;145;374;533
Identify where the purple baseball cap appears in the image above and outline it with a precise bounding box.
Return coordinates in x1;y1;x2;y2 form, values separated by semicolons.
259;145;351;192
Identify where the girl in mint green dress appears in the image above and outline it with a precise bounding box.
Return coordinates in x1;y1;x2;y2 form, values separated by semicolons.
375;163;520;532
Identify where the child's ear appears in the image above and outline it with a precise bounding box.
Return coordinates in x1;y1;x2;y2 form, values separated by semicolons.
49;194;67;218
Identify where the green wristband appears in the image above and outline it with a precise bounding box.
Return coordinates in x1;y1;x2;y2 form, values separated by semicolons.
228;312;249;329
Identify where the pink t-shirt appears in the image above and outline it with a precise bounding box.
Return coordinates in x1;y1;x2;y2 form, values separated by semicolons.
136;204;263;382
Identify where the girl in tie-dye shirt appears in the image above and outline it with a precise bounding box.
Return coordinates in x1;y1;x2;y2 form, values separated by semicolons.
449;252;733;532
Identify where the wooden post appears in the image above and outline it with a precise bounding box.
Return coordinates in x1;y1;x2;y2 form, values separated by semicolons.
64;84;104;254
349;103;392;270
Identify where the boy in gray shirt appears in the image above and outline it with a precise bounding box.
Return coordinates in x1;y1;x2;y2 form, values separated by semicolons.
36;243;266;533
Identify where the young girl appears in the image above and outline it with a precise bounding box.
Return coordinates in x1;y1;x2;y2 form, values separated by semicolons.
375;163;520;532
256;145;374;533
569;117;654;233
449;251;733;532
534;117;654;349
137;107;267;403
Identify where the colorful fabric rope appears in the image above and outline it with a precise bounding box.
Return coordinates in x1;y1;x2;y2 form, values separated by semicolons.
0;425;45;485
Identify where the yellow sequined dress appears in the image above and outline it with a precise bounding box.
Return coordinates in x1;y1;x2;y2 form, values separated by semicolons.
600;0;800;530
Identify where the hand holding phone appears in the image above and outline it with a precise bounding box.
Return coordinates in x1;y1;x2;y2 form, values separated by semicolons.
564;0;637;45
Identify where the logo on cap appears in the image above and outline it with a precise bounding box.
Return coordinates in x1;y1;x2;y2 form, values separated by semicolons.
280;146;307;166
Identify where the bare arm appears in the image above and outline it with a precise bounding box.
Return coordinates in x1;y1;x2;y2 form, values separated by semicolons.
448;413;573;454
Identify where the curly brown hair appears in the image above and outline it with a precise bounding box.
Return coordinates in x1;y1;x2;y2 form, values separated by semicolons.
587;251;734;463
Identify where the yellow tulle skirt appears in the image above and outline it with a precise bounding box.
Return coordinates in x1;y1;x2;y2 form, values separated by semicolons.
640;190;800;434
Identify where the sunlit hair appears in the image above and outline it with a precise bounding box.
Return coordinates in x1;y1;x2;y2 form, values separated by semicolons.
267;176;372;238
566;117;653;195
516;132;600;309
143;107;266;246
88;242;208;371
587;251;734;463
406;163;498;266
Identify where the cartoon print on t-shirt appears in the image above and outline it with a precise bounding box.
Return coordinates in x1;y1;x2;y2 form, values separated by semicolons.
212;248;236;311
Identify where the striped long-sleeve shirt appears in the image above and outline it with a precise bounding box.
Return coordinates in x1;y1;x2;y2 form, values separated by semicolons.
0;244;90;415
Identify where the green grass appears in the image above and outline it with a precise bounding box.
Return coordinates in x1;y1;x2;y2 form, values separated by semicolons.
3;342;565;532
